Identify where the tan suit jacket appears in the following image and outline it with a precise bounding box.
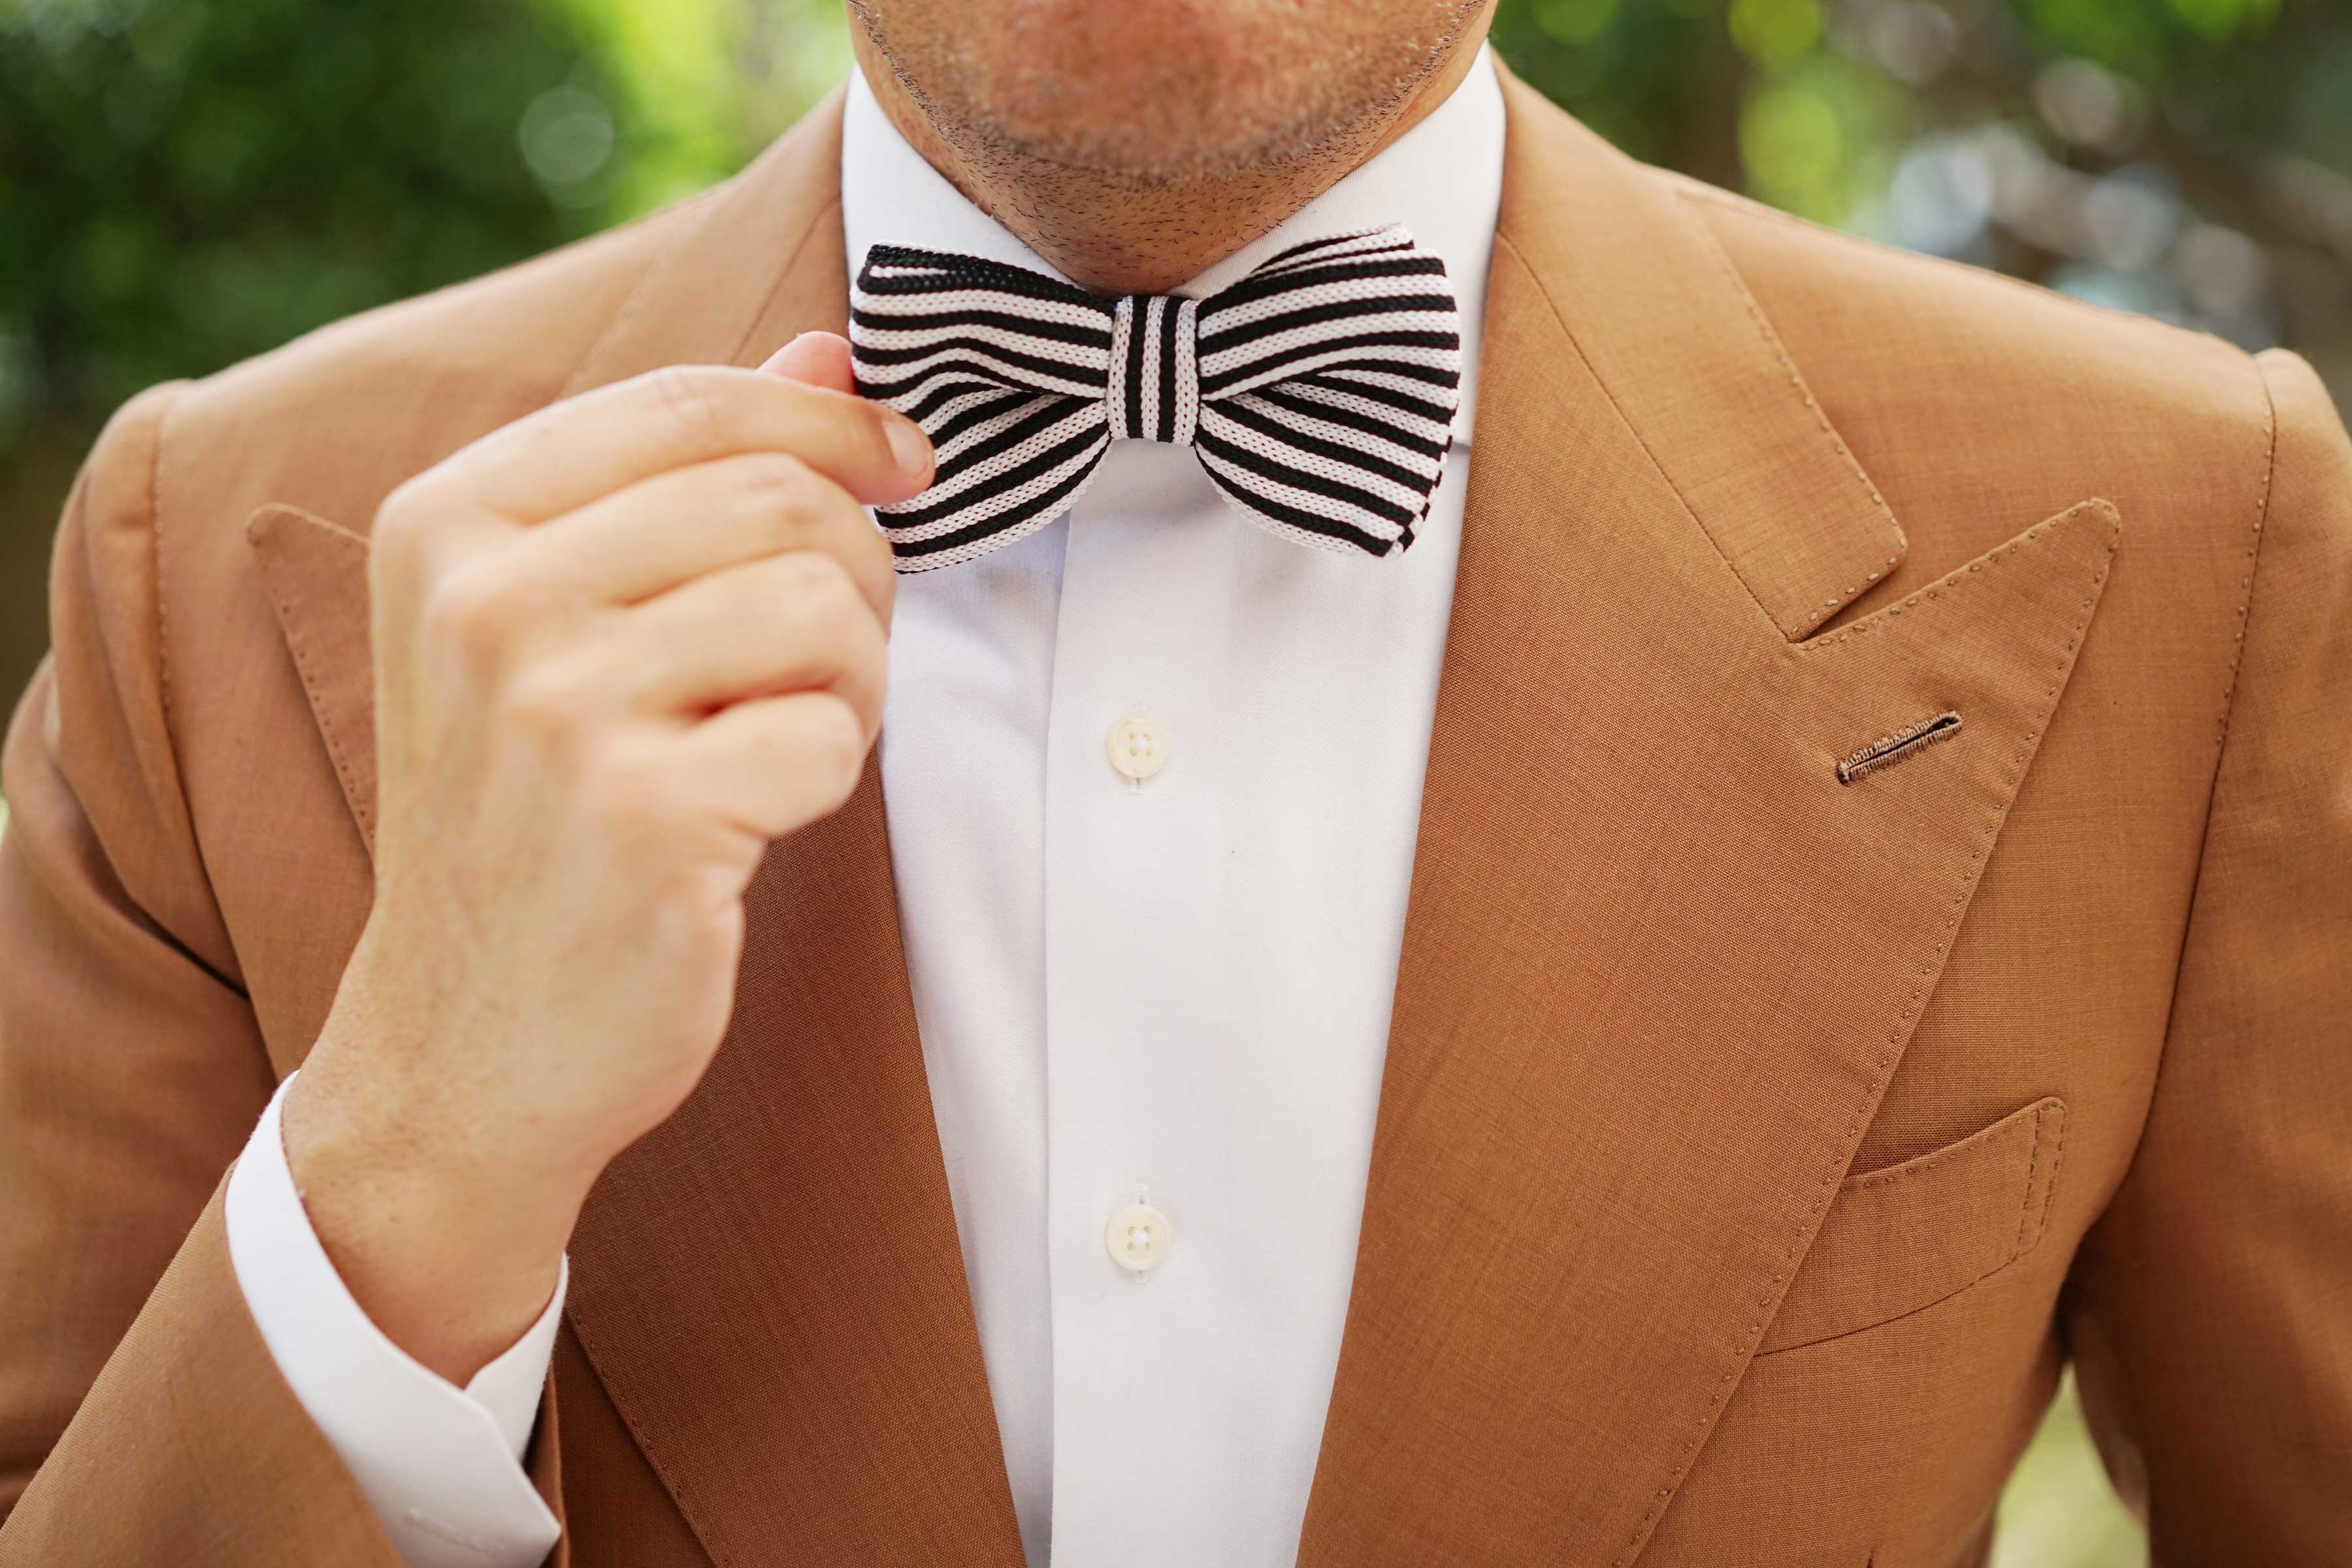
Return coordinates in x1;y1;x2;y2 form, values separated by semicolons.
3;68;2348;1566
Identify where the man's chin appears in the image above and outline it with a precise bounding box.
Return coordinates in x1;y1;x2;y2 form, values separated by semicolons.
862;0;1454;186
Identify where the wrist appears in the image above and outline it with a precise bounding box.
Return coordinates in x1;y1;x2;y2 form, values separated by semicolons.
282;1054;589;1386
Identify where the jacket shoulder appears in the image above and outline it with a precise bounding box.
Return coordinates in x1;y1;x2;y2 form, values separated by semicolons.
1656;169;2312;784
93;193;715;863
161;189;719;534
1662;171;2278;574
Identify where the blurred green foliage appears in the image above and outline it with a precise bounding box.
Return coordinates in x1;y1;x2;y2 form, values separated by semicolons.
1;0;612;440
3;0;2346;487
2;8;2347;1554
1995;1375;2145;1568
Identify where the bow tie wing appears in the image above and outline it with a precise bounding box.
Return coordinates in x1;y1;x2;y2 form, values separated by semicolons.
1188;226;1463;559
845;228;1462;571
849;246;1122;570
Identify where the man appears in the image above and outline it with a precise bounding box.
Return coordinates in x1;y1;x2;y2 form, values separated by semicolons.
1;0;2346;1561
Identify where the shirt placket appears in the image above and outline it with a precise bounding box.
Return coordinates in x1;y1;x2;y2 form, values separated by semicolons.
1041;443;1245;1564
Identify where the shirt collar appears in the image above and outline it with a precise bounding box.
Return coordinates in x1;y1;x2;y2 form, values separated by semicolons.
840;44;1505;444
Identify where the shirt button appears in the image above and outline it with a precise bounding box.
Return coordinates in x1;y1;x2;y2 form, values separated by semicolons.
1105;1201;1172;1273
1105;714;1170;781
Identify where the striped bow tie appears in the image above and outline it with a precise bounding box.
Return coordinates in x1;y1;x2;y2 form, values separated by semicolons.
848;226;1463;572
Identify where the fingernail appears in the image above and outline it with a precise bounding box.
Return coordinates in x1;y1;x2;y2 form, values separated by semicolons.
884;414;932;482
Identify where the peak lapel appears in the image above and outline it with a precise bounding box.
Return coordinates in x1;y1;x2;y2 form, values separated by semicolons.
246;91;1023;1567
1484;67;1910;642
1298;77;2118;1566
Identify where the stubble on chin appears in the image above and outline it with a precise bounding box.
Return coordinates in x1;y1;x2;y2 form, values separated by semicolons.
854;0;1473;190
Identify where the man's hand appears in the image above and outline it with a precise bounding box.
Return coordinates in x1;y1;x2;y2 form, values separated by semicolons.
280;335;929;1384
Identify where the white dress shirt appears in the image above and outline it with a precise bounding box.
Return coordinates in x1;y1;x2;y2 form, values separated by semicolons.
223;48;1503;1568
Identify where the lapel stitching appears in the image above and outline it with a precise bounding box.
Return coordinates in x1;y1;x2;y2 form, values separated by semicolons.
1675;183;1908;632
247;503;378;855
247;63;2129;1567
1299;75;2126;1568
247;92;1025;1567
1613;506;2119;1565
1793;501;2119;661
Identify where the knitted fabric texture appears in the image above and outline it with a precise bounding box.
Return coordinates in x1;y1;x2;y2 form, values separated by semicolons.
849;226;1463;570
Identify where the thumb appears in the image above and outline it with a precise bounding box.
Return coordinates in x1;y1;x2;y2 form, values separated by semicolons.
759;330;859;395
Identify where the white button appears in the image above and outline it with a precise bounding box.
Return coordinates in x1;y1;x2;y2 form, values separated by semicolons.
1105;1201;1172;1273
1105;714;1170;781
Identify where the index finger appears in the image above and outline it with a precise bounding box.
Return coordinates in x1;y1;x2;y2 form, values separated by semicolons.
431;364;935;523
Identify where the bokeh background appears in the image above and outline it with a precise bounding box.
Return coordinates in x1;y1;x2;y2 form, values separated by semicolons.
5;2;2349;1559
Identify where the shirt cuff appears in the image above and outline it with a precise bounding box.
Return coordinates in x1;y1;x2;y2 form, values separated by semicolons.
225;1071;565;1568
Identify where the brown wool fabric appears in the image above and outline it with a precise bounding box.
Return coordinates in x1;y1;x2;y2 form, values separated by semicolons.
3;63;2348;1567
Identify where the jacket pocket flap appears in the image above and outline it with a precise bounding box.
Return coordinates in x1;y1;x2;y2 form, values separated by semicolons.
1757;1096;2065;1355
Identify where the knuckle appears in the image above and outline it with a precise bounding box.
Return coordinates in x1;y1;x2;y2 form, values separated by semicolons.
421;563;529;674
645;365;732;450
785;547;858;611
838;590;889;671
733;452;819;529
372;477;440;557
500;659;597;750
804;697;868;802
588;745;678;841
855;525;898;619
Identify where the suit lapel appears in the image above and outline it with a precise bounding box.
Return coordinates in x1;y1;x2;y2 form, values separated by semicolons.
561;770;1024;1567
248;504;379;851
1296;78;2117;1565
554;86;1026;1568
247;91;1026;1568
247;64;2121;1568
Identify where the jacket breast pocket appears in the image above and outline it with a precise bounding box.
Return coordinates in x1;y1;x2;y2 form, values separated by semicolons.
1755;1096;2066;1356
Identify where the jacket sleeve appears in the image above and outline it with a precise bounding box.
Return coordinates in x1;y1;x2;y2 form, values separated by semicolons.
2063;348;2352;1563
0;387;561;1563
225;1074;566;1567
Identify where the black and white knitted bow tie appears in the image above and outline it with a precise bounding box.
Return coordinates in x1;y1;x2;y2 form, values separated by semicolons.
848;226;1463;571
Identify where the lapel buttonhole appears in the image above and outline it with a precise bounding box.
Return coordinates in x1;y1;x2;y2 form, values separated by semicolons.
1837;709;1963;785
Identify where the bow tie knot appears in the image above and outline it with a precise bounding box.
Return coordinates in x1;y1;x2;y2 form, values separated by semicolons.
849;227;1463;572
1107;295;1203;447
